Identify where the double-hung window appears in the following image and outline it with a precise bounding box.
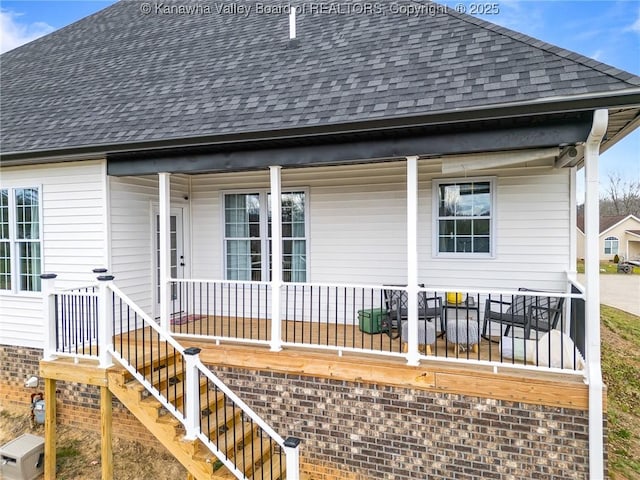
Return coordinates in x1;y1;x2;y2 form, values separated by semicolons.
604;236;618;255
224;190;307;282
0;187;42;292
434;178;494;257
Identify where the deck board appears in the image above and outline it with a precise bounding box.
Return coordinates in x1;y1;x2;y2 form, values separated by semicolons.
167;315;557;366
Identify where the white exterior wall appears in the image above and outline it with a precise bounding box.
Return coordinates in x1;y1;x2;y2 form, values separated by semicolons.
421;164;572;290
109;175;189;316
0;160;107;348
190;160;571;291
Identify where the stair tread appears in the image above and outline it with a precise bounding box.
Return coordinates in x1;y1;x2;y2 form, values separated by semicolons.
115;352;183;380
215;420;257;455
250;454;285;480
233;436;274;478
127;366;184;392
108;343;293;480
201;404;241;435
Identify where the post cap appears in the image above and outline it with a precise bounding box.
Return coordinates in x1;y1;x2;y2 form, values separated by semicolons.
184;347;201;356
40;273;58;280
284;437;301;448
92;268;108;274
97;275;115;281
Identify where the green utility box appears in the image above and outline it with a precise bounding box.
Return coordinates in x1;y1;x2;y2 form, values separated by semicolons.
358;308;387;334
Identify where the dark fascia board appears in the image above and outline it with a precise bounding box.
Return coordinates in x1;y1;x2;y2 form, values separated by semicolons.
1;89;639;166
107;117;593;176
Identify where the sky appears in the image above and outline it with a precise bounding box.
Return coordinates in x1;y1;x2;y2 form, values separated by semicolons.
1;0;639;200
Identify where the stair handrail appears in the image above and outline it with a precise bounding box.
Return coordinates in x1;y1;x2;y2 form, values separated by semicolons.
108;282;186;356
195;362;286;448
106;282;294;479
106;283;189;424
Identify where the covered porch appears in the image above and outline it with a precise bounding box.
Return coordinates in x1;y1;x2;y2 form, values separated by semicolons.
41;107;613;480
101;107;610;375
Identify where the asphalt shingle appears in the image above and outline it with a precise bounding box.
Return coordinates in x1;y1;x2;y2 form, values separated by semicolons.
1;0;639;155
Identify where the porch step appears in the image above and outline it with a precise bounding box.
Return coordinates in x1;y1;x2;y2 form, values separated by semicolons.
114;351;184;385
108;346;291;480
250;454;285;480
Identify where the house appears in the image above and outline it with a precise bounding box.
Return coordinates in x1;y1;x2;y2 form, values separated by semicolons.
577;214;640;261
2;2;640;479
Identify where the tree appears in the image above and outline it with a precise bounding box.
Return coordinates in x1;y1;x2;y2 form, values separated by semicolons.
600;172;640;217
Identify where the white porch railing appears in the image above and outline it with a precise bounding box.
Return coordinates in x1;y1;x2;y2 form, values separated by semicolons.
169;278;587;374
41;273;300;480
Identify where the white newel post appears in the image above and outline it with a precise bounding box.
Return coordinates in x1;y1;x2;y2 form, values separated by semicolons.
269;166;283;352
584;109;607;480
406;155;420;366
159;172;172;331
183;347;202;440
97;274;115;368
41;273;58;361
284;437;301;480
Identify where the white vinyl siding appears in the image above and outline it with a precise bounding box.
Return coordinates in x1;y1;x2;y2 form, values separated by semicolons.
109;175;189;316
191;160;570;291
421;165;571;290
0;160;107;348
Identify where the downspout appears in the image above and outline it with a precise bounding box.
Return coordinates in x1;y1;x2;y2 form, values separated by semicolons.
584;109;608;480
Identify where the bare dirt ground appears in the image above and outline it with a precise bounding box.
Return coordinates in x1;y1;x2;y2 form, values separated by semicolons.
0;404;186;480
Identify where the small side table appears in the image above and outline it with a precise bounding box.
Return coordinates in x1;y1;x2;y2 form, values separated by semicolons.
445;318;480;353
443;297;481;353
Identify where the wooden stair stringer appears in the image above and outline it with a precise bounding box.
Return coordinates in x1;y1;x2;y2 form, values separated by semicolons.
107;367;221;480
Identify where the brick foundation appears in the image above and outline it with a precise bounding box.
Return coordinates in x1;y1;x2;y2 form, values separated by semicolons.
0;344;161;448
211;367;594;480
0;344;598;479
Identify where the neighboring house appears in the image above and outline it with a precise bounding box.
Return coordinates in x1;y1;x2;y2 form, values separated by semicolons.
577;214;640;261
1;3;640;480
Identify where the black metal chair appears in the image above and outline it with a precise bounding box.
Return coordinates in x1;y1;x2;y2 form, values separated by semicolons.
482;288;564;340
381;287;444;340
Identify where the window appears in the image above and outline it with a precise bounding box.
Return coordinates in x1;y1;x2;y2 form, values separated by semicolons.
604;236;619;255
224;191;307;282
434;179;494;256
0;187;42;292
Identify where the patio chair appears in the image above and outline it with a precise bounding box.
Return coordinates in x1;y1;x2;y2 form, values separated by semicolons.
482;288;565;340
382;287;444;345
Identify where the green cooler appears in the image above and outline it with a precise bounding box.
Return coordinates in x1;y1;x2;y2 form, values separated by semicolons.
358;308;386;334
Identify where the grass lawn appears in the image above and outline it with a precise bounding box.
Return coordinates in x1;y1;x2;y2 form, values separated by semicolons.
577;260;638;274
601;305;640;479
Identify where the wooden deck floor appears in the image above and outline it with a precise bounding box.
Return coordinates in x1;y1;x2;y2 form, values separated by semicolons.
43;316;590;411
167;315;519;364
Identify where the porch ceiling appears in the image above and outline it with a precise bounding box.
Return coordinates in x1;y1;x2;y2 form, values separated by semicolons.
105;111;595;176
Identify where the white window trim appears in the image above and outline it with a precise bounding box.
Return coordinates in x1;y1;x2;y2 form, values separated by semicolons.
220;187;310;282
0;185;44;295
431;176;496;259
603;236;619;255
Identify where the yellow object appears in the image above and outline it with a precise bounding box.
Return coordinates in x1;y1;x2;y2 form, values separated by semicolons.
447;292;464;304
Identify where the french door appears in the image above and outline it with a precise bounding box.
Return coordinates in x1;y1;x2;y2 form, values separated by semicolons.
153;207;185;317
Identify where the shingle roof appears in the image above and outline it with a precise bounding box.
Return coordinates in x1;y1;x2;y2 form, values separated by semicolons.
1;0;639;155
577;215;640;234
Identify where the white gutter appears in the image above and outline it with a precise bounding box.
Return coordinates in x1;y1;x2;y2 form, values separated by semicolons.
584;109;608;480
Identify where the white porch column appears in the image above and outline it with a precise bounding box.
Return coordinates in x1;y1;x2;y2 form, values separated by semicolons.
159;172;171;331
269;166;283;352
41;273;58;361
183;346;202;440
584;109;608;480
97;274;115;368
406;155;420;366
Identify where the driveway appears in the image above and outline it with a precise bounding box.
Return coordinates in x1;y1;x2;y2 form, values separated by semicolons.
578;273;640;316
